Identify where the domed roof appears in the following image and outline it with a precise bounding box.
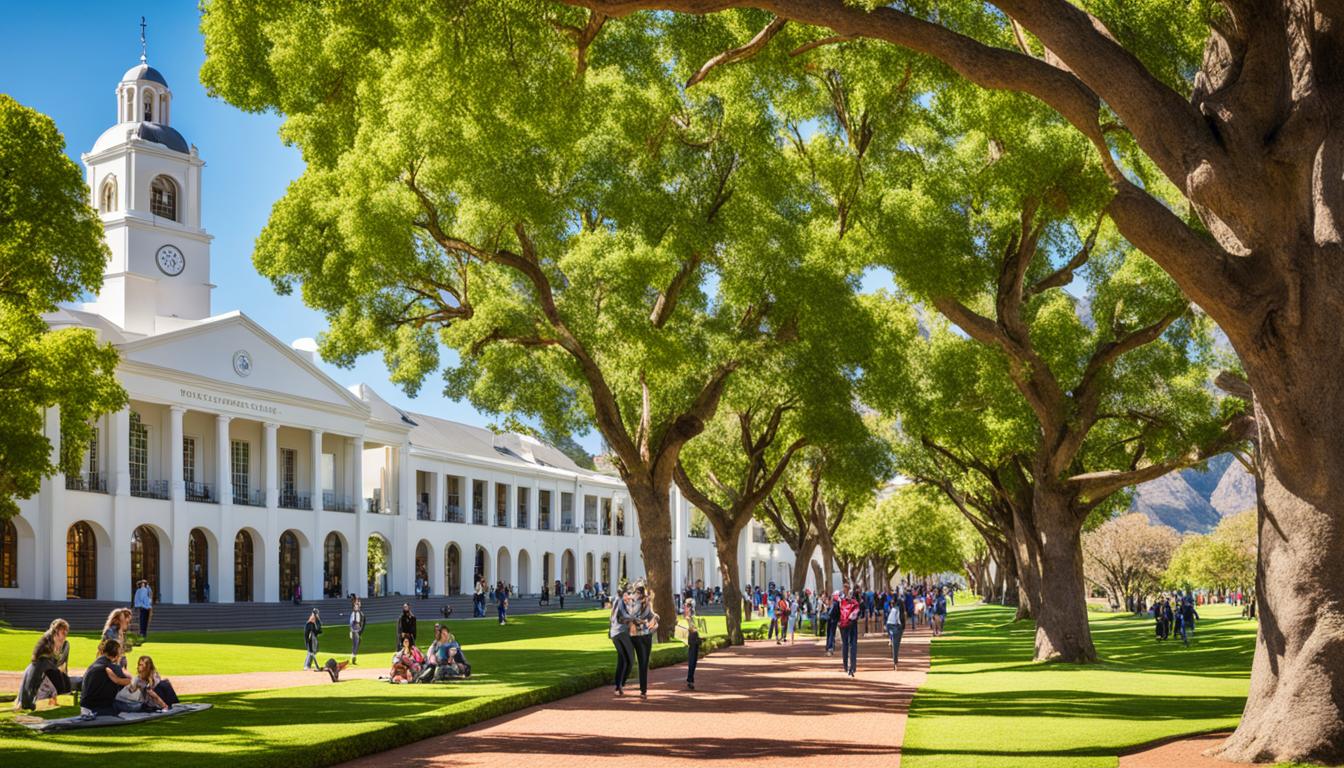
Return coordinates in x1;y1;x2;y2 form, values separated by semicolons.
121;62;168;87
91;121;190;155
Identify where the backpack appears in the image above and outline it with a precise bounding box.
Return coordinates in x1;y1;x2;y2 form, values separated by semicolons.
777;598;790;615
838;599;861;628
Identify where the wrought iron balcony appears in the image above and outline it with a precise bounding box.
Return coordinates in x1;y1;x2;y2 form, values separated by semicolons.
184;482;215;503
322;492;355;512
444;505;465;523
279;491;311;510
131;480;170;500
234;489;265;507
65;472;108;493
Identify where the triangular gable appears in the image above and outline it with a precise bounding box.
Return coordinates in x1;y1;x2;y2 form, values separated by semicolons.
117;312;368;412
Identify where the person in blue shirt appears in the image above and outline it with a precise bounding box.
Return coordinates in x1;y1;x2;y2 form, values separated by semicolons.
495;582;510;625
133;580;153;640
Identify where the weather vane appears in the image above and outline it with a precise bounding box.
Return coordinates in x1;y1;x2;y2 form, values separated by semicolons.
140;16;147;63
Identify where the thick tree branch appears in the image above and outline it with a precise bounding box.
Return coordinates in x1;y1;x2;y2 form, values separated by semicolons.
686;16;787;88
649;252;705;328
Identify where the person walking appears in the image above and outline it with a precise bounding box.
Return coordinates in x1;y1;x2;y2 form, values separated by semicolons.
495;582;510;625
630;585;658;699
349;597;365;665
1180;598;1199;638
885;589;907;669
932;589;948;637
825;591;841;656
303;608;322;670
774;592;791;645
610;587;636;695
839;588;861;677
678;597;701;690
133;580;153;641
556;579;566;609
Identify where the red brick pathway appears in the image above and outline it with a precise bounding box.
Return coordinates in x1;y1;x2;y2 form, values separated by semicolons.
338;627;930;768
1118;732;1280;768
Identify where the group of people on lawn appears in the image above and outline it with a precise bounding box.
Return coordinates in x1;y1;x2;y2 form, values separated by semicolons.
15;603;180;717
300;597;472;684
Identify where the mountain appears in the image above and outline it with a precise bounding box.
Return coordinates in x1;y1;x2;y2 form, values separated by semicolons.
1129;453;1255;533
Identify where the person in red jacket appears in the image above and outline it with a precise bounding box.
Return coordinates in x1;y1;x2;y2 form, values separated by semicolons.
838;588;862;677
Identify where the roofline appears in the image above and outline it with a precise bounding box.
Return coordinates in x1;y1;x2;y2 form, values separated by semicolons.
407;443;624;487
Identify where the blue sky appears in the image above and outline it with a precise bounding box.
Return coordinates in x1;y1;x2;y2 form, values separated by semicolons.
1;3;618;450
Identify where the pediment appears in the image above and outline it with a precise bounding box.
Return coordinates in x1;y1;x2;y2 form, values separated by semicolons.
117;312;367;411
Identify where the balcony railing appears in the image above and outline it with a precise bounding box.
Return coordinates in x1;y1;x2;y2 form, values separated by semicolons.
279;491;311;510
131;480;170;500
184;481;216;503
583;521;598;534
560;521;577;533
495;511;508;527
538;513;551;531
689;527;710;539
234;489;265;507
417;502;432;521
322;492;355;513
516;510;529;529
65;472;108;493
472;506;486;525
752;528;768;543
444;504;464;524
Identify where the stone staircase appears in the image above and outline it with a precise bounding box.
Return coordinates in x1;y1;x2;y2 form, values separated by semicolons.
0;593;604;632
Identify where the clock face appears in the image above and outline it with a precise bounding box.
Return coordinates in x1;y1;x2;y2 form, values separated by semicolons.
156;244;185;276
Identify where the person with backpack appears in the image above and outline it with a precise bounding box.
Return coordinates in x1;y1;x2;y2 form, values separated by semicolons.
932;589;949;636
838;588;862;676
775;592;791;645
885;588;908;669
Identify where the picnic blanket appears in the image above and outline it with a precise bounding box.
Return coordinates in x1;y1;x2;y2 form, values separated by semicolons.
18;702;212;733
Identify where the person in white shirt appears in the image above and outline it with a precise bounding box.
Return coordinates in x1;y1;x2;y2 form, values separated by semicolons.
133;580;153;640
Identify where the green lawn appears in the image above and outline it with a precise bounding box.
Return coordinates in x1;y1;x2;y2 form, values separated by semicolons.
901;602;1256;768
1;610;762;767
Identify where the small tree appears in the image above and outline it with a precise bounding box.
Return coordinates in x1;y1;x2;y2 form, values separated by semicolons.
1083;513;1181;610
0;95;126;521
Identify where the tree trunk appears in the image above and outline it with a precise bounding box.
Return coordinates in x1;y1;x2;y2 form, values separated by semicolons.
791;539;816;593
626;481;677;642
1011;505;1044;623
820;544;835;595
1030;488;1096;663
1209;394;1344;763
712;526;747;645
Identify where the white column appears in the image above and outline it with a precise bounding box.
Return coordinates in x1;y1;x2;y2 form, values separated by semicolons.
263;422;279;509
216;414;235;603
216;415;233;504
310;429;324;512
392;444;413;595
351;437;367;597
463;475;475;524
169;406;186;502
109;407;132;601
39;406;62;599
672;486;685;597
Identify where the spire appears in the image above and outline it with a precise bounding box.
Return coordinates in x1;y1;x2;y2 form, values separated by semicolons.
139;16;147;64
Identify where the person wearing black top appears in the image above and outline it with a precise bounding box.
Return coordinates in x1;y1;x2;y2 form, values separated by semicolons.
304;609;323;670
398;603;417;647
81;640;132;716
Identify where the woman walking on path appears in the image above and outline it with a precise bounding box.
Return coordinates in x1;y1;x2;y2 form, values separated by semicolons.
610;587;636;695
349;598;365;665
839;589;861;677
678;597;701;690
630;585;658;699
825;591;841;656
931;589;948;637
885;590;907;669
303;608;322;670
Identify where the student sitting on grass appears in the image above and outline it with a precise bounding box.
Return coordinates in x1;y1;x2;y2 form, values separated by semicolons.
390;635;424;683
15;618;75;710
81;640;132;717
115;656;176;713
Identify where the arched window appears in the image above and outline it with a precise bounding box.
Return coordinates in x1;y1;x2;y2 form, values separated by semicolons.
99;177;117;213
1;519;17;588
323;533;343;598
150;175;177;221
142;88;154;122
279;530;300;601
234;530;254;602
130;525;160;601
66;522;97;599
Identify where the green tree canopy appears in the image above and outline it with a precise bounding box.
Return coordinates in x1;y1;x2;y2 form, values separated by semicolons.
0;95;125;520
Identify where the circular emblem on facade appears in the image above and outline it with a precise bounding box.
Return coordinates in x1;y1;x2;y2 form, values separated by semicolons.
155;243;185;276
232;349;253;378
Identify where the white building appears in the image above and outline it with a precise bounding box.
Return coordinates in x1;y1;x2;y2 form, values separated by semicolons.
0;57;819;605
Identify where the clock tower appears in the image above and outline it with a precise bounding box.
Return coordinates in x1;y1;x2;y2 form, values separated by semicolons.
82;51;212;336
